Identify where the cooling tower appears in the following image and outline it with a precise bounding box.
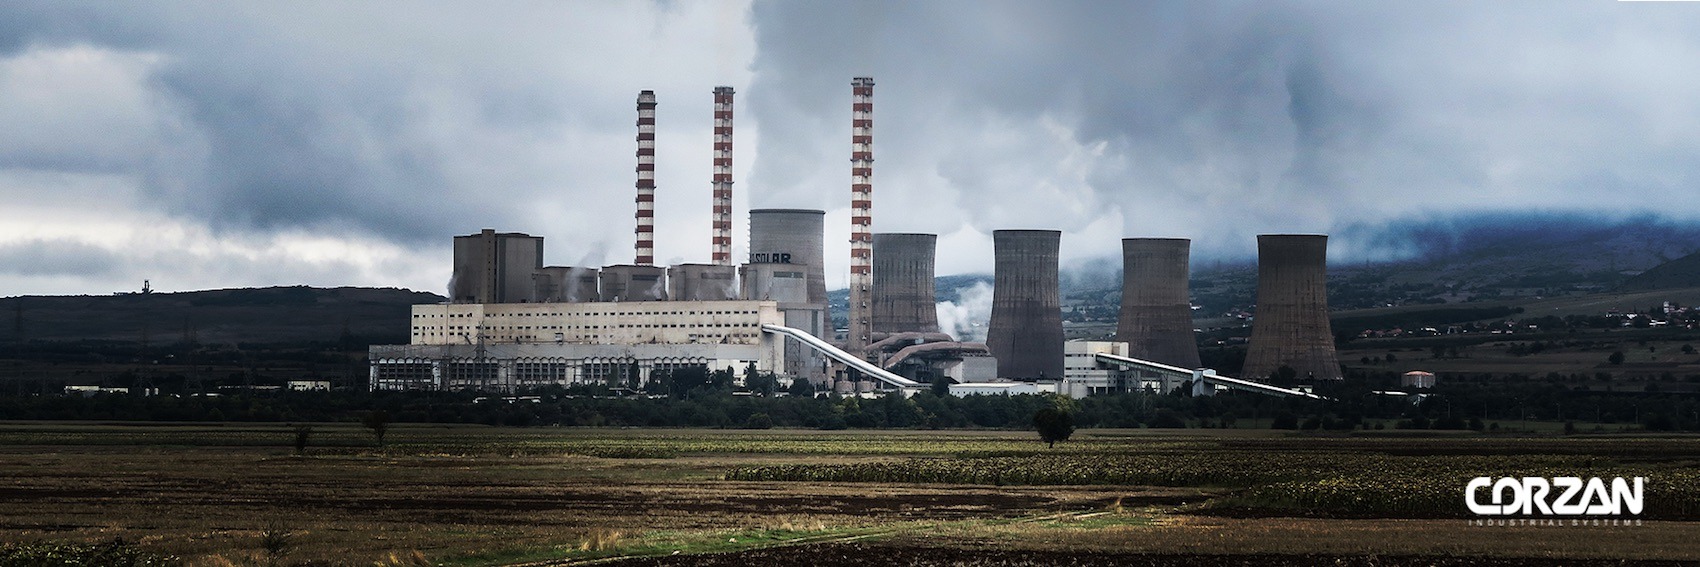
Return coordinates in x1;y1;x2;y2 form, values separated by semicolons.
1116;238;1201;368
598;265;667;302
740;263;809;304
748;209;826;305
532;266;599;303
668;264;739;301
1242;234;1342;381
872;233;939;334
985;230;1064;380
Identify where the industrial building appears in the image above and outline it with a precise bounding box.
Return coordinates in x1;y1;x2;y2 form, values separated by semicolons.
371;209;848;392
450;229;543;304
371;300;785;391
1242;234;1343;381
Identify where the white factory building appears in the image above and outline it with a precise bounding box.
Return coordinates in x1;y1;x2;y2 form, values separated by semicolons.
370;300;791;391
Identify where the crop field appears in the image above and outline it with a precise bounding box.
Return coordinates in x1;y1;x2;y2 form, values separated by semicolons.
0;424;1696;566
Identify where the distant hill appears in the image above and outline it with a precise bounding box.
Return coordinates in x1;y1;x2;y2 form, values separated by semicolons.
0;286;444;345
1620;251;1700;291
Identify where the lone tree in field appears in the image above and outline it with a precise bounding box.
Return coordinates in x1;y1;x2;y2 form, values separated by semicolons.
292;425;312;456
361;410;391;448
1033;407;1075;448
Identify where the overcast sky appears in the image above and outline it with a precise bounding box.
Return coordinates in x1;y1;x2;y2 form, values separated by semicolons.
2;1;1698;296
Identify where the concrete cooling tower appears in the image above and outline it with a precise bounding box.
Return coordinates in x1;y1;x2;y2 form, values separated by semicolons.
748;209;827;305
872;233;939;334
985;230;1064;380
1116;238;1201;369
1242;234;1343;381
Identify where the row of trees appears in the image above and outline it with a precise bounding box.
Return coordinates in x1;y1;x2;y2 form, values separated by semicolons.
3;368;1697;432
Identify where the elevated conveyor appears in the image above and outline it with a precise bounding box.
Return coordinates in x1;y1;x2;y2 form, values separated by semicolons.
761;324;921;389
1093;353;1329;400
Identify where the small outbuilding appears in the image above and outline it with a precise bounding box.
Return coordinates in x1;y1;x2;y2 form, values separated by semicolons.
1401;370;1437;389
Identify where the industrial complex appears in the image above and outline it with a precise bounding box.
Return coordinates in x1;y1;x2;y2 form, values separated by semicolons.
369;79;1343;400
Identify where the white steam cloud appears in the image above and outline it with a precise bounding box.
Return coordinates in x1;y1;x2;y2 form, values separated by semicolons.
935;281;993;343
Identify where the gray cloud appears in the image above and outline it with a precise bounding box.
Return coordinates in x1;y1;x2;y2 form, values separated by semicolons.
3;1;1700;296
0;238;119;277
744;1;1700;264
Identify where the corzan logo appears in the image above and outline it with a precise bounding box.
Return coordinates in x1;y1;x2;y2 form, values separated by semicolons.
1466;477;1645;516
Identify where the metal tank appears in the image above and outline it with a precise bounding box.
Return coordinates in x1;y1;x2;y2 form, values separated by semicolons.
667;264;739;301
985;230;1064;380
872;233;939;334
1117;238;1201;368
748;209;827;305
598;265;668;302
1242;234;1343;381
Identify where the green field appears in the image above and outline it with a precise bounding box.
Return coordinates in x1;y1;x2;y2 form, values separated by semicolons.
0;424;1695;566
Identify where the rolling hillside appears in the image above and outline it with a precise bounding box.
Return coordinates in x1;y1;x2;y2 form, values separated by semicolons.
0;286;444;345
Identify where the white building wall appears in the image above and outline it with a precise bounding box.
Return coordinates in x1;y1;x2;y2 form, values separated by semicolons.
409;300;781;346
370;341;779;392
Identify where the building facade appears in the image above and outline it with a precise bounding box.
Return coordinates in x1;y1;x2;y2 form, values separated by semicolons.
372;300;786;392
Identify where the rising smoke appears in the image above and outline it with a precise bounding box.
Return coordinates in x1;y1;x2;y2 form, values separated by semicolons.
934;281;992;343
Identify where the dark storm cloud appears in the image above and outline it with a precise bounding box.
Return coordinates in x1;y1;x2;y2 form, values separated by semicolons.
744;0;1700;263
4;1;1699;294
0;2;698;245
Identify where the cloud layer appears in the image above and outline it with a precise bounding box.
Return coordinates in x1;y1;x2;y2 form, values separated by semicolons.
2;1;1698;295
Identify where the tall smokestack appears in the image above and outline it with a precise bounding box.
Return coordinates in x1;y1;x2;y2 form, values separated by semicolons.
711;86;734;266
1242;234;1343;381
872;233;939;334
1117;238;1201;368
848;77;875;352
635;90;657;266
986;230;1063;380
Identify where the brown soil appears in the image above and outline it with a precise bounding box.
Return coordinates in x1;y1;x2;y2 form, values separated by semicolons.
601;543;1693;567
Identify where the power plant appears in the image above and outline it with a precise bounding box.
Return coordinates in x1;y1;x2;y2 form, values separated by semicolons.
985;230;1064;381
1242;234;1343;381
372;80;1344;400
1116;238;1200;369
871;233;939;334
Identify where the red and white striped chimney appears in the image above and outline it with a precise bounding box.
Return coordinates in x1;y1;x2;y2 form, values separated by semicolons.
848;77;874;352
635;90;657;266
711;86;734;266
